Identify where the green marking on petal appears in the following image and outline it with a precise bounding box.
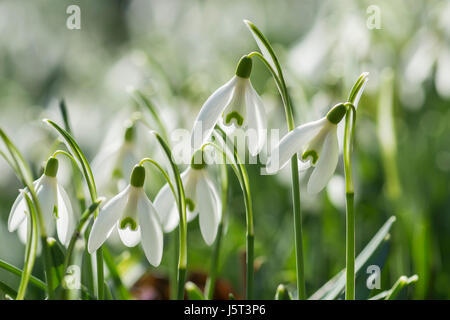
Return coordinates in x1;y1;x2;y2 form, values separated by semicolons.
112;168;123;179
120;217;138;231
53;206;59;219
225;111;244;126
185;198;195;212
302;150;318;165
124;124;135;142
191;149;207;170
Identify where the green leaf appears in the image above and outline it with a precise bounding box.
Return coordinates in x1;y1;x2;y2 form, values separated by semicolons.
0;259;46;291
102;247;131;300
0;130;40;300
185;281;205;300
354;234;391;299
310;216;396;300
47;237;66;289
385;275;419;300
129;89;169;142
369;275;418;300
44;119;97;201
347;72;369;105
16;193;39;300
244;20;280;77
0;280;17;299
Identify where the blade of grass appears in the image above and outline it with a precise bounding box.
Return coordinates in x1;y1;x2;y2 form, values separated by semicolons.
310;216;396;300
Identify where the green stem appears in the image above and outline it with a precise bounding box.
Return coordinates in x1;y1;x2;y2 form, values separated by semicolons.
16;193;38;300
204;164;228;299
0;129;54;299
96;249;104;299
44;120;104;299
344;104;356;300
102;247;131;300
139;157;181;300
345;193;355;300
62;200;103;274
130;89;169;142
151;131;187;300
214;127;254;299
245;22;306;298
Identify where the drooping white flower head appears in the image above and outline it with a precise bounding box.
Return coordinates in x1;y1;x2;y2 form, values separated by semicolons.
8;157;76;247
191;56;267;156
92;123;138;193
88;165;163;267
154;151;222;246
267;104;347;194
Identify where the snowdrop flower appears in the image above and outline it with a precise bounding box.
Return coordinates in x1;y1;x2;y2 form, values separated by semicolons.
8;157;76;246
267;104;347;194
191;55;267;156
92;123;138;192
88;165;163;266
154;151;221;245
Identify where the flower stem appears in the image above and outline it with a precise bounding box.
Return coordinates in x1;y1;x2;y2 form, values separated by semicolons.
214;127;254;299
204;164;228;300
44;120;106;300
344;104;356;300
16;193;38;300
151;132;187;300
0;129;54;299
245;21;306;298
251;56;306;299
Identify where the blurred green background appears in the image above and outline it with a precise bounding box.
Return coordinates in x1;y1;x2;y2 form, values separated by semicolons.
0;0;449;299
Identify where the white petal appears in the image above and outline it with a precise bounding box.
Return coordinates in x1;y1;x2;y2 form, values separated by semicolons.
17;218;29;244
298;159;312;171
37;176;57;237
154;182;179;233
196;173;221;246
245;82;267;156
191;77;237;150
8;191;27;232
8;177;42;232
307;128;339;194
183;169;199;222
91;143;121;189
56;184;76;246
266;118;327;174
117;224;141;247
138;194;164;267
17;215;42;255
88;186;129;253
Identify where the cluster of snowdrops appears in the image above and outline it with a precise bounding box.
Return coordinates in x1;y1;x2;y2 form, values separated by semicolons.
1;21;398;301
